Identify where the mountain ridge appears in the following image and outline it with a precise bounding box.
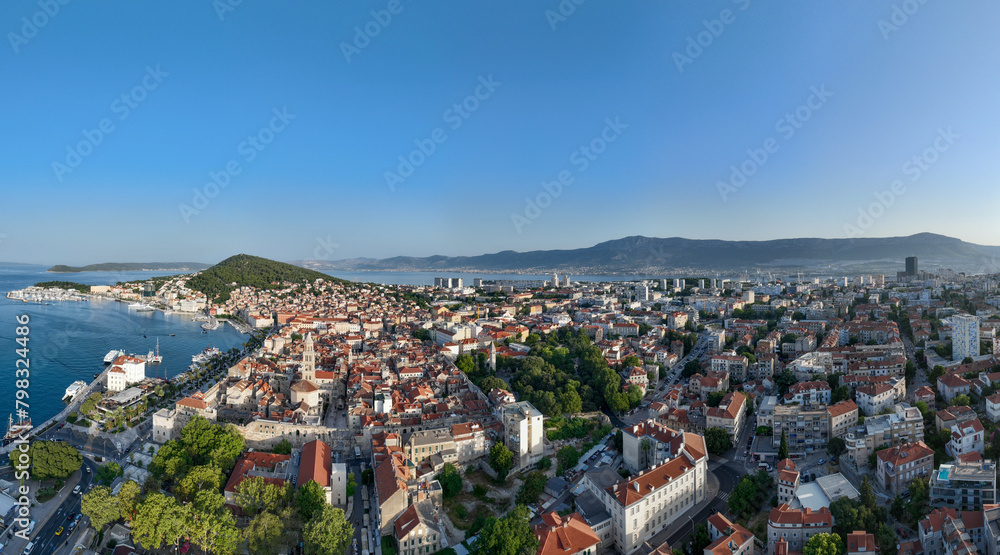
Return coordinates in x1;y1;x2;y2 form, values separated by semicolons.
297;233;1000;275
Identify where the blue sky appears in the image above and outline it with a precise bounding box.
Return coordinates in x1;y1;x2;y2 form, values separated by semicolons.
1;0;998;265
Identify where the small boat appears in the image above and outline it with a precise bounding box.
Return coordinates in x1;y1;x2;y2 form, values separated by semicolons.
145;339;163;364
169;334;176;336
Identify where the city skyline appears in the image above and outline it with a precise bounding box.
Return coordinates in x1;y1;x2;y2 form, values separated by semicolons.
2;1;998;265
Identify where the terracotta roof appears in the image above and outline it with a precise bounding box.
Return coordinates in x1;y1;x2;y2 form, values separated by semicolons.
533;512;600;555
827;400;858;417
767;503;833;526
298;440;331;488
607;455;697;507
394;503;422;539
177;397;208;410
847;531;875;552
877;441;934;466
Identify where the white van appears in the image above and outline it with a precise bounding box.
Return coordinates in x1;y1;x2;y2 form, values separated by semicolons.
758;462;772;471
23;540;35;554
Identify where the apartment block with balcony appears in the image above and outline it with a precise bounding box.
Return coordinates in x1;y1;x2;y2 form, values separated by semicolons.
844;404;924;467
827;400;859;439
772;404;829;454
930;460;997;511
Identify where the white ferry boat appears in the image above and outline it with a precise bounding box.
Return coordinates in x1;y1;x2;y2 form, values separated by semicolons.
63;380;88;401
128;302;155;311
104;349;124;364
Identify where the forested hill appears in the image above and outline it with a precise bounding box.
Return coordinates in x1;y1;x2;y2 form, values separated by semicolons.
185;254;342;303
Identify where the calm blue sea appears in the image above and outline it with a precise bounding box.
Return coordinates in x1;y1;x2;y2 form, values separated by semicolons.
0;264;248;428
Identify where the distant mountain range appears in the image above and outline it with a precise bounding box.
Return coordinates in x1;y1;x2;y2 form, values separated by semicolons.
48;262;211;273
298;233;1000;276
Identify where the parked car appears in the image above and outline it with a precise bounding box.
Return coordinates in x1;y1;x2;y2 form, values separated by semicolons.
897;528;908;538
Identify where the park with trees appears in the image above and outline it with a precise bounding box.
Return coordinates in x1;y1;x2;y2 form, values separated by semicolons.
82;416;352;554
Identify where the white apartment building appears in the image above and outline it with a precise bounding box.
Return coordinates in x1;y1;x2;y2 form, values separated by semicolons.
599;434;708;555
947;418;985;459
107;355;146;393
856;383;897;416
451;422;489;466
953;314;981;362
711;352;748;382
501;401;544;468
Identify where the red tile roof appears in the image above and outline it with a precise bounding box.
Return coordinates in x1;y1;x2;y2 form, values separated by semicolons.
298;439;331;488
533;512;600;555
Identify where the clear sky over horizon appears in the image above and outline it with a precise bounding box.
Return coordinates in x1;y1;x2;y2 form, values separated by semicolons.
1;0;998;265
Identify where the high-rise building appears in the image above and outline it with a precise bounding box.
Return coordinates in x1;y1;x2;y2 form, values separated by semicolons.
636;284;650;302
906;256;918;276
953;314;980;361
563;275;571;287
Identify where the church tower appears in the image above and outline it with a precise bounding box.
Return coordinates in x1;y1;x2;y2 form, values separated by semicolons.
302;332;316;382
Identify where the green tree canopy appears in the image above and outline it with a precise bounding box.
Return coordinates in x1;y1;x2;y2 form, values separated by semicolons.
28;440;82;480
131;493;190;551
436;464;463;499
704;427;732;455
778;429;789;460
471;505;539;555
81;485;120;531
516;471;548;506
117;480;142;523
827;437;847;458
303;505;354;555
247;511;285;555
803;533;843;555
489;442;514;483
175;464;225;502
235;475;294;518
296;480;330;522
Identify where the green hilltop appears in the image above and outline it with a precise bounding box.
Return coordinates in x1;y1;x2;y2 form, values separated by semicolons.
186;254;343;303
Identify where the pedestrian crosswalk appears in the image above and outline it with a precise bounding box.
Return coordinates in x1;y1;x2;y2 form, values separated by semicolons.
718;491;730;501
